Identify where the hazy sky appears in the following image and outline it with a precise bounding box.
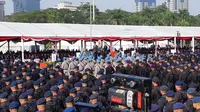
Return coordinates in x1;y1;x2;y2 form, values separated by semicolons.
4;0;200;15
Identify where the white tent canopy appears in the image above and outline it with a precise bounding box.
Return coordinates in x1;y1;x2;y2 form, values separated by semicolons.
1;22;200;40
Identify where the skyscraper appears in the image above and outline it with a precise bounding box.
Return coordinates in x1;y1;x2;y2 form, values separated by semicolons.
0;0;5;21
166;0;188;12
13;0;41;13
134;0;156;12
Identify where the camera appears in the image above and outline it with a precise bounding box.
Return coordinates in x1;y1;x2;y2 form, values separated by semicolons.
108;73;152;112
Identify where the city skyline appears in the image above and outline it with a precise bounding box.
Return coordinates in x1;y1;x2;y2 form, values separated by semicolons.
3;0;200;15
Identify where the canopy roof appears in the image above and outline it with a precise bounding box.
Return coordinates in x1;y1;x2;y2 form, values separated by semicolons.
1;22;200;41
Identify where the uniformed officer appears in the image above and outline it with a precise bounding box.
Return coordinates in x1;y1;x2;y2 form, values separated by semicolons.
89;93;106;112
25;88;36;112
23;72;33;90
163;90;177;112
192;97;200;112
36;98;46;112
158;85;168;111
185;88;197;112
18;93;29;112
9;101;20;112
64;96;77;112
44;71;57;90
174;81;187;103
33;80;44;100
173;102;185;112
8;81;19;102
151;104;160;112
44;91;62;112
0;92;10;112
61;57;69;74
17;80;24;94
74;82;82;92
152;77;161;104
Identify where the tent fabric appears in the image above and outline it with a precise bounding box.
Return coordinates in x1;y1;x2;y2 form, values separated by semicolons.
1;22;200;41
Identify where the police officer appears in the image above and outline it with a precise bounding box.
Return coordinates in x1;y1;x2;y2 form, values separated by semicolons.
36;98;46;112
163;91;177;112
152;77;161;104
89;93;106;112
44;91;62;112
33;80;44;100
158;85;168;111
0;92;10;112
173;102;185;112
50;85;62;107
8;81;19;102
174;81;187;103
26;88;36;112
23;72;33;90
74;82;82;92
64;96;77;112
185;88;196;112
192;97;200;112
18;93;29;112
9;101;20;112
44;71;57;90
17;80;24;94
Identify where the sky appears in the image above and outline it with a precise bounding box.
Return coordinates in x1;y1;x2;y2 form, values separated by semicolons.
4;0;200;15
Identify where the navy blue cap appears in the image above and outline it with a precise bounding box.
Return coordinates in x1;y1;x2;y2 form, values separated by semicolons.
33;80;40;85
100;76;106;81
26;72;32;77
9;101;20;109
44;91;52;98
55;65;60;69
74;66;79;69
65;96;74;103
17;80;23;84
0;92;8;98
16;72;22;77
160;85;169;91
11;68;16;71
50;85;59;91
57;80;64;85
70;88;77;93
74;82;82;87
26;89;34;95
97;70;103;75
151;104;160;112
1;71;7;75
175;80;184;86
36;98;46;105
186;88;197;95
3;65;8;68
49;71;55;76
39;69;45;75
89;94;99;100
82;79;88;84
152;77;160;83
192;97;200;103
4;77;11;82
19;93;27;99
165;91;175;97
31;66;36;70
92;86;99;91
10;81;17;87
47;64;53;68
173;102;184;110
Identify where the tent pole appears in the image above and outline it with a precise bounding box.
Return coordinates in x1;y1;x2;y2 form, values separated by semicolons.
155;40;158;57
81;40;83;51
174;37;177;52
21;38;24;62
34;41;37;53
136;40;138;49
120;40;122;49
8;40;10;63
192;36;195;52
84;41;86;50
59;41;61;50
110;41;113;51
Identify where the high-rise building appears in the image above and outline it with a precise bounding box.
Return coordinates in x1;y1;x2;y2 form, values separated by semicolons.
13;0;41;13
134;0;156;12
0;0;5;21
166;0;188;12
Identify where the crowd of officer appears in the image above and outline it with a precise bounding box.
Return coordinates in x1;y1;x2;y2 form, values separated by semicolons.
1;48;200;112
